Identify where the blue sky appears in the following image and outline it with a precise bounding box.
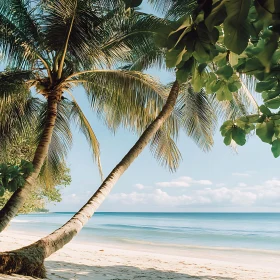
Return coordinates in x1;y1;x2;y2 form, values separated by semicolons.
47;1;280;213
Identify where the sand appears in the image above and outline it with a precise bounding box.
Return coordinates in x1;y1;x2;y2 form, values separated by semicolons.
0;229;279;280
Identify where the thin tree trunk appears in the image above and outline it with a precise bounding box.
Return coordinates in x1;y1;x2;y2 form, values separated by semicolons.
0;80;180;278
0;96;58;232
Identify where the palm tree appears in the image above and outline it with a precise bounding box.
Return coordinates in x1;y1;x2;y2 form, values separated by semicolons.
0;0;175;230
0;0;257;277
0;78;255;277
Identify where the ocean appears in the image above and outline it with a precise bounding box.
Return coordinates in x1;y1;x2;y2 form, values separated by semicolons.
10;212;280;253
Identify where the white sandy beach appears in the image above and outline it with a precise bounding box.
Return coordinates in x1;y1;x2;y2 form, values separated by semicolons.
0;229;279;280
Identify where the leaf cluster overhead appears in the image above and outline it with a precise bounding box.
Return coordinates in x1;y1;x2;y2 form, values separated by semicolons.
154;0;280;157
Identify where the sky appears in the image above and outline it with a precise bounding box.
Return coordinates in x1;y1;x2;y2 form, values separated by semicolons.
46;1;280;213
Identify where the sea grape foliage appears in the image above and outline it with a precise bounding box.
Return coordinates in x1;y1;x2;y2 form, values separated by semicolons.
157;0;280;157
0;161;33;196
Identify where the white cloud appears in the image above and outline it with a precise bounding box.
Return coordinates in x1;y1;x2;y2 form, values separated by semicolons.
232;172;250;177
264;178;280;187
109;189;209;207
135;183;145;190
156;176;212;188
109;178;280;209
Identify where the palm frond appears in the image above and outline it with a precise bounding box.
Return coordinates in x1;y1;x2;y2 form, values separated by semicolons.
0;70;40;148
100;12;168;68
70;70;183;171
175;84;217;151
68;93;103;181
150;127;182;172
0;1;44;68
38;159;68;190
73;70;166;133
42;0;104;70
212;76;259;121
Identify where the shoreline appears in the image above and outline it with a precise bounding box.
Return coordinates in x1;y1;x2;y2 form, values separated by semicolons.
0;229;280;279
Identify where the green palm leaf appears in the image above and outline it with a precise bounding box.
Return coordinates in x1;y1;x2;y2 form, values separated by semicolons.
0;71;40;147
0;1;45;68
69;93;103;180
150;127;181;172
70;70;166;132
212;75;259;121
175;84;217;151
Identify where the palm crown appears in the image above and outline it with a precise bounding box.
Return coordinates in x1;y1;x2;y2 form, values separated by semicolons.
0;0;181;177
0;0;257;180
0;1;260;276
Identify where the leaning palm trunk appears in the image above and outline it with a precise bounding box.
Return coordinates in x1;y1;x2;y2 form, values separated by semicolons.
0;81;179;278
0;96;58;232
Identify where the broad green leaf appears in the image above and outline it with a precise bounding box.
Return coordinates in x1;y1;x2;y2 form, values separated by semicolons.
220;120;234;136
255;0;276;27
166;48;186;68
237;57;264;73
257;115;267;123
224;130;232;145
239;115;260;123
224;21;250;54
181;50;193;62
216;65;233;80
216;87;233;101
262;89;280;101
256;80;277;92
274;125;280;137
205;1;227;31
265;97;280;109
271;139;280;157
155;26;175;48
210;79;222;93
223;0;251;54
197;23;219;44
257;30;279;72
228;81;242;92
193;41;211;63
236;121;255;133
259;105;272;116
176;58;194;83
0;187;4;197
192;67;204;92
213;52;227;67
256;121;274;143
169;15;192;36
176;69;189;83
232;126;246;146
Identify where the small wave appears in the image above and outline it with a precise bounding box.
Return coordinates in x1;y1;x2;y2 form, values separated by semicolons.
101;224;166;231
114;238;280;255
11;219;34;223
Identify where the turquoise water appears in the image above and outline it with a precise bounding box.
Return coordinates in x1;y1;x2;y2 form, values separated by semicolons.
10;212;280;251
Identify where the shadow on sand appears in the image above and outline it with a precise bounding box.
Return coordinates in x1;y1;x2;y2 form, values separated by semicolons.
42;260;235;280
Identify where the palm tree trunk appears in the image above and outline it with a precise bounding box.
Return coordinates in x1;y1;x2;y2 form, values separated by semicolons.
0;96;58;232
0;80;180;278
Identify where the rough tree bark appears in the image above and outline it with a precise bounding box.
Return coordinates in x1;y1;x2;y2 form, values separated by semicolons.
0;95;58;232
0;81;180;278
